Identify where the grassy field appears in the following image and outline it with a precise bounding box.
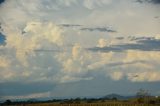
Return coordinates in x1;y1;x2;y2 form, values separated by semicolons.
2;96;160;106
3;102;159;106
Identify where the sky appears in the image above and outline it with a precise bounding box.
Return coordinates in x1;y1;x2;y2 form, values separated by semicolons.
0;0;160;100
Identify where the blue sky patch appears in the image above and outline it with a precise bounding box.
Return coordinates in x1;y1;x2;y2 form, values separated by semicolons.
0;32;6;45
0;0;5;5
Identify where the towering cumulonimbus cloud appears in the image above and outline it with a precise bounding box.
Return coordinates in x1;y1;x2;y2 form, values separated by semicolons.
0;0;160;100
0;0;159;83
5;21;64;66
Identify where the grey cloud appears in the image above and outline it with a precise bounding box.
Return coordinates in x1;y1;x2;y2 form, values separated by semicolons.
58;24;82;28
34;49;62;52
148;0;160;4
58;24;117;33
0;23;3;32
136;0;160;4
0;49;63;53
116;37;124;40
107;60;146;67
136;0;144;3
88;37;160;52
80;27;117;33
154;16;159;18
128;36;155;41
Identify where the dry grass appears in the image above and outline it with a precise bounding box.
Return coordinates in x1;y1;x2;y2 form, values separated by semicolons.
5;102;159;106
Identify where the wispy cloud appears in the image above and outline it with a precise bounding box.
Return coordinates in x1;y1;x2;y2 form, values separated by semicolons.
80;27;117;33
59;24;117;33
58;24;82;28
136;0;160;4
89;37;160;52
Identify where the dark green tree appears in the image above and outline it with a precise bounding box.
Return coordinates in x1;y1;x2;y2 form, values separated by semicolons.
136;89;150;103
4;99;12;105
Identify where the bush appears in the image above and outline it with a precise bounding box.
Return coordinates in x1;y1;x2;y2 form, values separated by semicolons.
4;99;12;105
149;100;156;104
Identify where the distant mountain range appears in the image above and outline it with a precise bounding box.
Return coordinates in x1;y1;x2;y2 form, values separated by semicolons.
0;93;143;103
102;93;136;100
